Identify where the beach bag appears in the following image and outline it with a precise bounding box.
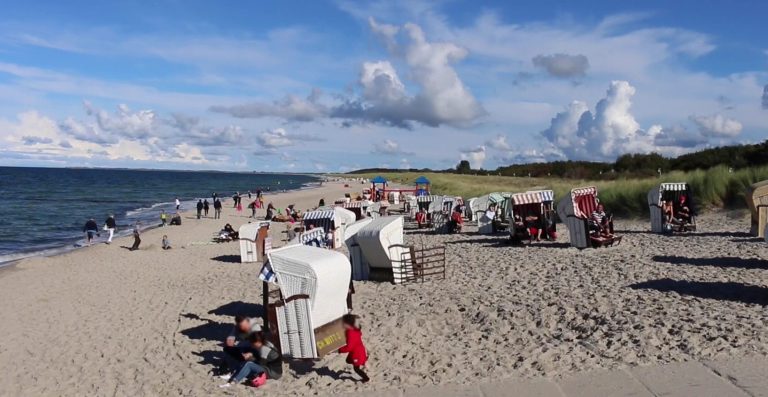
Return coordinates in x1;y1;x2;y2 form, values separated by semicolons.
250;372;267;388
663;223;673;234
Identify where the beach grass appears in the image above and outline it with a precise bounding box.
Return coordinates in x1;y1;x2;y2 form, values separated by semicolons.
342;165;768;217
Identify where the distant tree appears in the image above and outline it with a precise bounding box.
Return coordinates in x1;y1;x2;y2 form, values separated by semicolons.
455;160;472;174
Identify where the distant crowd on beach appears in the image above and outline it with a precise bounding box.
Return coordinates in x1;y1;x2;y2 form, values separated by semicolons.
80;187;275;251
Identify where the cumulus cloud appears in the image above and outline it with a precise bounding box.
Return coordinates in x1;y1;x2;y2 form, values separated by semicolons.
540;81;662;160
689;114;742;137
372;138;412;155
485;135;510;150
651;125;708;148
210;19;483;129
762;84;768;109
256;128;324;148
459;145;487;169
532;53;590;78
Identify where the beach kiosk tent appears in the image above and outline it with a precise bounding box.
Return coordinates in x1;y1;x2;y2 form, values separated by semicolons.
648;182;696;233
354;216;410;283
557;186;621;248
266;245;350;359
302;207;356;248
506;190;556;242
371;176;387;202
746;180;768;238
239;222;270;262
415;176;431;196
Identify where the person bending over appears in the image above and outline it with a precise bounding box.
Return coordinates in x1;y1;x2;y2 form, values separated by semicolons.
83;218;100;245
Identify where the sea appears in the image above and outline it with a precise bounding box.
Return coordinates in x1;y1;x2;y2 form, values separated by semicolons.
0;167;319;266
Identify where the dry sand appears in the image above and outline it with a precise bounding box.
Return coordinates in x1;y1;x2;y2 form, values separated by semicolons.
1;181;767;396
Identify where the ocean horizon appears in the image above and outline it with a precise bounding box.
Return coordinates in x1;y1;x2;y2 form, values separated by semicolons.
0;166;319;265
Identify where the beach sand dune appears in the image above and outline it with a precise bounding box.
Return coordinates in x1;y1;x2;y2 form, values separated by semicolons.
1;183;767;396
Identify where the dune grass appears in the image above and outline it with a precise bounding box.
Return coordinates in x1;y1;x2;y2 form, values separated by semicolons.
343;165;768;217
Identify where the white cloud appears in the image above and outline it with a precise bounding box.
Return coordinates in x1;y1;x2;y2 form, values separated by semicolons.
762;85;768;109
532;53;590;78
211;19;484;129
541;81;659;160
256;127;325;148
459;145;486;168
372;138;412;155
690;114;743;137
485;135;510;150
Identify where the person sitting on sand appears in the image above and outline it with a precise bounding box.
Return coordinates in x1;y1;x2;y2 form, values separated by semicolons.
83;218;100;245
674;195;692;226
223;223;239;239
589;204;611;237
222;316;263;370
449;205;464;233
337;314;369;383
170;212;182;226
220;332;282;388
525;214;541;242
162;235;172;250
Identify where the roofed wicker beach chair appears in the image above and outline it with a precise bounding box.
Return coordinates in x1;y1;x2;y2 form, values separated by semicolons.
746;180;768;239
648;182;696;233
506;190;556;245
557;186;622;248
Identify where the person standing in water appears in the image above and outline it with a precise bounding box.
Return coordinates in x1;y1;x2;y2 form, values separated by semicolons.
83;218;99;245
175;197;181;210
104;214;116;244
203;199;210;217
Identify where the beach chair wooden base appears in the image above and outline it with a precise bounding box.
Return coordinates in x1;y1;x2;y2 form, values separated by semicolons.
590;235;622;248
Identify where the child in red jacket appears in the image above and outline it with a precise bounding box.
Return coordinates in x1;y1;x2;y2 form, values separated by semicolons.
338;314;369;383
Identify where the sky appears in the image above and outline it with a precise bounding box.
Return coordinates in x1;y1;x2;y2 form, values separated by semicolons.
0;0;766;172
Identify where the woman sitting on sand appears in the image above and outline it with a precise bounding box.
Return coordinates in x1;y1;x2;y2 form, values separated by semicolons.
220;332;283;388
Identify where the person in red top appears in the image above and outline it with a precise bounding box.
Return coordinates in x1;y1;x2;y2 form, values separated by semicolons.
338;314;369;383
450;206;464;233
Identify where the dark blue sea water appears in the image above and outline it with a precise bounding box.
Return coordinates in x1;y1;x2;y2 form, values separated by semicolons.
0;167;318;264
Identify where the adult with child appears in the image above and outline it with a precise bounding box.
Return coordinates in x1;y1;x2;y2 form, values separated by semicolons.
222;316;262;370
220;332;282;388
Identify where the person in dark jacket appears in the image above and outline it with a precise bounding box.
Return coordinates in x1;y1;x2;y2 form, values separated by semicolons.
104;215;116;244
83;218;99;245
214;199;222;219
221;332;282;388
196;200;204;219
338;314;369;382
203;199;210;217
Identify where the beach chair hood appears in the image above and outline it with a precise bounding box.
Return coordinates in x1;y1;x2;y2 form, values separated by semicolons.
355;216;408;283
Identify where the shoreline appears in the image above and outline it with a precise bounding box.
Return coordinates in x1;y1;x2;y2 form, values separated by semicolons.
0;179;324;270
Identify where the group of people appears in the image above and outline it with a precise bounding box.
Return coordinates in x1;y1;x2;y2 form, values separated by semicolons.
82;215;142;250
662;195;694;231
218;313;368;388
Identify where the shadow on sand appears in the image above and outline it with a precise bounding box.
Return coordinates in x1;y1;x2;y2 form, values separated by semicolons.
211;254;241;263
629;279;768;306
652;255;768;270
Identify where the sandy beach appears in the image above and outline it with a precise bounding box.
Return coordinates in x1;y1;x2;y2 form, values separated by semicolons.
1;181;767;397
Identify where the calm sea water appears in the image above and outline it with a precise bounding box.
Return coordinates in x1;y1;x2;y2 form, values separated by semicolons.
0;167;318;264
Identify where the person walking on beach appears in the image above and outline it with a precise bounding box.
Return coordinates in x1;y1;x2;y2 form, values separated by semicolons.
203;199;210;217
175;197;181;210
196;199;204;219
337;314;369;383
130;222;142;251
83;218;99;245
104;214;116;244
214;198;222;219
160;210;168;227
247;190;252;199
249;200;258;218
233;192;240;208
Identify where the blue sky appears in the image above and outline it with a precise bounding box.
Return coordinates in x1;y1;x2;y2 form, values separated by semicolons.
0;0;766;171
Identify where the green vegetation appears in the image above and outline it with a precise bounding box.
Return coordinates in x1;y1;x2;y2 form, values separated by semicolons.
345;165;768;217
